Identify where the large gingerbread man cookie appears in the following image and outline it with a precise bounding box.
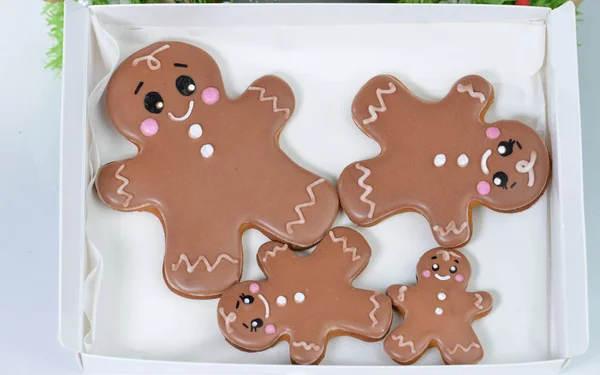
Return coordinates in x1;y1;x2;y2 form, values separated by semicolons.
384;248;492;365
96;42;339;298
338;75;551;248
217;227;393;365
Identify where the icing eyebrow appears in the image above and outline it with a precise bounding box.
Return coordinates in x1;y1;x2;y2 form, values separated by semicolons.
431;256;437;259
174;63;188;68
134;81;143;95
516;141;522;150
242;323;249;329
511;181;517;189
454;259;459;264
235;301;240;309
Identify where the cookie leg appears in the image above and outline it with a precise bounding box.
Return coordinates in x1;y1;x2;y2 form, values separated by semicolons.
384;322;431;365
288;335;327;365
163;216;242;299
251;166;339;248
437;328;484;365
337;290;392;340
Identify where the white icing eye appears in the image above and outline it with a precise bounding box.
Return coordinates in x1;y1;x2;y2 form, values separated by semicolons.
188;84;196;92
498;145;507;155
251;321;258;327
434;154;446;167
494;177;502;186
449;265;457;274
156;101;164;109
432;263;439;271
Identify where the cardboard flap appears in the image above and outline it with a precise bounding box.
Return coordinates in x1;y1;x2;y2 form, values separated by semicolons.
58;0;90;352
546;1;589;358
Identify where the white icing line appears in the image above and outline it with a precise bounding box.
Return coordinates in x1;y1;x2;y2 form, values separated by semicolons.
474;293;484;310
168;100;194;122
434;274;451;281
368;293;380;327
292;341;320;351
328;231;361;261
363;82;396;125
397;286;408;302
432;221;468;238
481;149;492;175
285;178;325;234
114;164;134;208
258;294;270;319
261;244;288;263
390;335;416;354
446;342;481;355
218;307;237;334
456;83;486;103
248;86;291;119
355;163;376;219
171;253;239;273
132;44;170;70
515;150;537;187
436;249;462;261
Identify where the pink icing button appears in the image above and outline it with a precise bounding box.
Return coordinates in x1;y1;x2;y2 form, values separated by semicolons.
422;270;431;278
486;126;500;139
265;324;276;335
201;87;220;105
455;274;465;283
477;181;491;196
249;283;260;294
140;118;159;137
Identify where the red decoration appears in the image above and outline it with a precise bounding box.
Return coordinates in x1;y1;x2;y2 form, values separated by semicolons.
517;0;530;5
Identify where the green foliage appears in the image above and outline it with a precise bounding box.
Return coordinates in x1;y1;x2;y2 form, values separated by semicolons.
43;2;64;73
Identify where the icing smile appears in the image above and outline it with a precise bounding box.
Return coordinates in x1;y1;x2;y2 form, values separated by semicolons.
434;274;451;281
515;150;537;187
258;294;270;318
168;100;194;121
480;149;491;175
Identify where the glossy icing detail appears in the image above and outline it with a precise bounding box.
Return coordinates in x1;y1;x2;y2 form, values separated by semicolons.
96;41;339;298
216;227;393;365
384;248;493;365
338;74;551;248
171;253;239;273
285;178;327;235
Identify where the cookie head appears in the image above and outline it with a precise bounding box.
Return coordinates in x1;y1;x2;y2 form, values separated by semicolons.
217;281;279;350
417;248;471;286
476;120;551;210
106;42;225;145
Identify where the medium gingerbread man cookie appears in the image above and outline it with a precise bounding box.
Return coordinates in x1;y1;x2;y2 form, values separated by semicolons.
217;227;392;365
384;248;492;365
338;74;551;248
96;42;339;298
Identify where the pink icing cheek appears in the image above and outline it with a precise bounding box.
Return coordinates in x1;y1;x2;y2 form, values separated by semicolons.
249;283;260;294
265;324;276;335
486;126;500;139
139;118;159;137
421;270;431;278
201;87;220;105
455;274;465;283
477;181;491;196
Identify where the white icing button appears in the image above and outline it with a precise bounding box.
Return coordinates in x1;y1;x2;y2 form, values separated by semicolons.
188;124;203;139
200;144;214;158
434;154;446;167
437;292;447;301
435;307;444;315
457;154;469;167
294;292;305;303
276;296;287;307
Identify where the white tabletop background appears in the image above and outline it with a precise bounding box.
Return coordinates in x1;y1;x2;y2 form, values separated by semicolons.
0;1;597;374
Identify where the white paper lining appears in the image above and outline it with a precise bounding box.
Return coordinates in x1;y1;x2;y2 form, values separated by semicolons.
83;15;551;365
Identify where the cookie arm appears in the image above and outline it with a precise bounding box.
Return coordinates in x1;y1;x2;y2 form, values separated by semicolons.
386;284;412;313
95;159;149;211
256;241;301;279
427;200;472;248
239;75;295;136
468;291;493;319
313;227;372;280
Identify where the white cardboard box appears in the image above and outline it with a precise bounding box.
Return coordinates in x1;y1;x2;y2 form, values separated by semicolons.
58;1;588;373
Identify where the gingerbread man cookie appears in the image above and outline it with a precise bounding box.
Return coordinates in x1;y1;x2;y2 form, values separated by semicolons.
96;42;339;298
338;75;551;248
217;227;392;365
384;248;492;365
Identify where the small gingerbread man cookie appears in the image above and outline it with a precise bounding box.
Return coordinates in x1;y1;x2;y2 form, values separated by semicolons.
338;74;551;248
96;42;339;298
217;227;393;365
384;248;492;365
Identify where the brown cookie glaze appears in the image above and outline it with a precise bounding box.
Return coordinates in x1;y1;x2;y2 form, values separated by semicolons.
96;42;339;299
384;248;492;365
338;75;551;248
217;227;393;365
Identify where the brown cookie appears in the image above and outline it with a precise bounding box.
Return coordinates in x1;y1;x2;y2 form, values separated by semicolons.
96;42;339;298
217;227;393;365
338;74;551;248
384;248;492;365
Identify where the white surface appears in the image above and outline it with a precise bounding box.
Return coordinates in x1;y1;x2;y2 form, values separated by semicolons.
0;1;598;375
